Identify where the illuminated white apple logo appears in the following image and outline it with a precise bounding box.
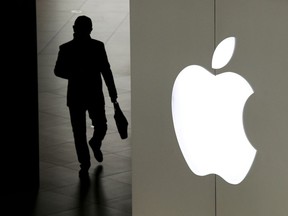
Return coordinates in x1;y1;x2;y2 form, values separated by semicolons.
172;37;256;185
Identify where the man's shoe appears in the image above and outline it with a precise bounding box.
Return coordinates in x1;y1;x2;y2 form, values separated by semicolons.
94;148;103;162
89;140;103;162
79;168;89;179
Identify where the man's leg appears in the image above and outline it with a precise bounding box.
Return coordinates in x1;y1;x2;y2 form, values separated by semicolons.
69;106;91;174
88;105;107;162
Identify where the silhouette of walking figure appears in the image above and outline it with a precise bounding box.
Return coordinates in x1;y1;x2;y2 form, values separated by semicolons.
54;15;118;178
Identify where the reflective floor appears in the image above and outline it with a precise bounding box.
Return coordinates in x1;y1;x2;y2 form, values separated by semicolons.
36;0;131;215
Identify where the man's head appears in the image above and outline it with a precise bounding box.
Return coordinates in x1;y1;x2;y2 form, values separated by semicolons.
73;16;93;35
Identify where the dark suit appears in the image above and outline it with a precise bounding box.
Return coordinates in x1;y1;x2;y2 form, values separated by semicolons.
54;35;118;168
54;35;117;106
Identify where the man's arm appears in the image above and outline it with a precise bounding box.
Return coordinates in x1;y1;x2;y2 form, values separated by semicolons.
54;46;69;79
100;43;118;103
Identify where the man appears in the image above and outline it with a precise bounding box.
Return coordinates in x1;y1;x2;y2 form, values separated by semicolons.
54;15;118;178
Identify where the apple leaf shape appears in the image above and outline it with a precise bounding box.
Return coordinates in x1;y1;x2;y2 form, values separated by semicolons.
212;37;236;70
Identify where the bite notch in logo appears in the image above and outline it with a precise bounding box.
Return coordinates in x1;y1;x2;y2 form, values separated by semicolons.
171;37;256;185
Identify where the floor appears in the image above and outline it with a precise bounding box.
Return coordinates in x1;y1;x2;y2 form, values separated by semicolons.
35;0;131;215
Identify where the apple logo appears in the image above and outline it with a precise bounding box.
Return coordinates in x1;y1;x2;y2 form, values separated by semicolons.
171;37;257;185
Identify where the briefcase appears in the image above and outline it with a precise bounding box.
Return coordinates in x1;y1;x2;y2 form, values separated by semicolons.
114;102;128;139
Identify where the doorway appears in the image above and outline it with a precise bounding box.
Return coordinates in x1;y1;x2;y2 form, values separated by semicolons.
36;0;131;215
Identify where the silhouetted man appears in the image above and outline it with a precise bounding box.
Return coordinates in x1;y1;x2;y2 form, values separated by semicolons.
54;15;118;178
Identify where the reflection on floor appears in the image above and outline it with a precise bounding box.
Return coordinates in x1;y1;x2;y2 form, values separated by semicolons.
36;0;131;215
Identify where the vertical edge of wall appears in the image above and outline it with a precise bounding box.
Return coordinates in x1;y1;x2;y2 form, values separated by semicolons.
2;0;39;213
